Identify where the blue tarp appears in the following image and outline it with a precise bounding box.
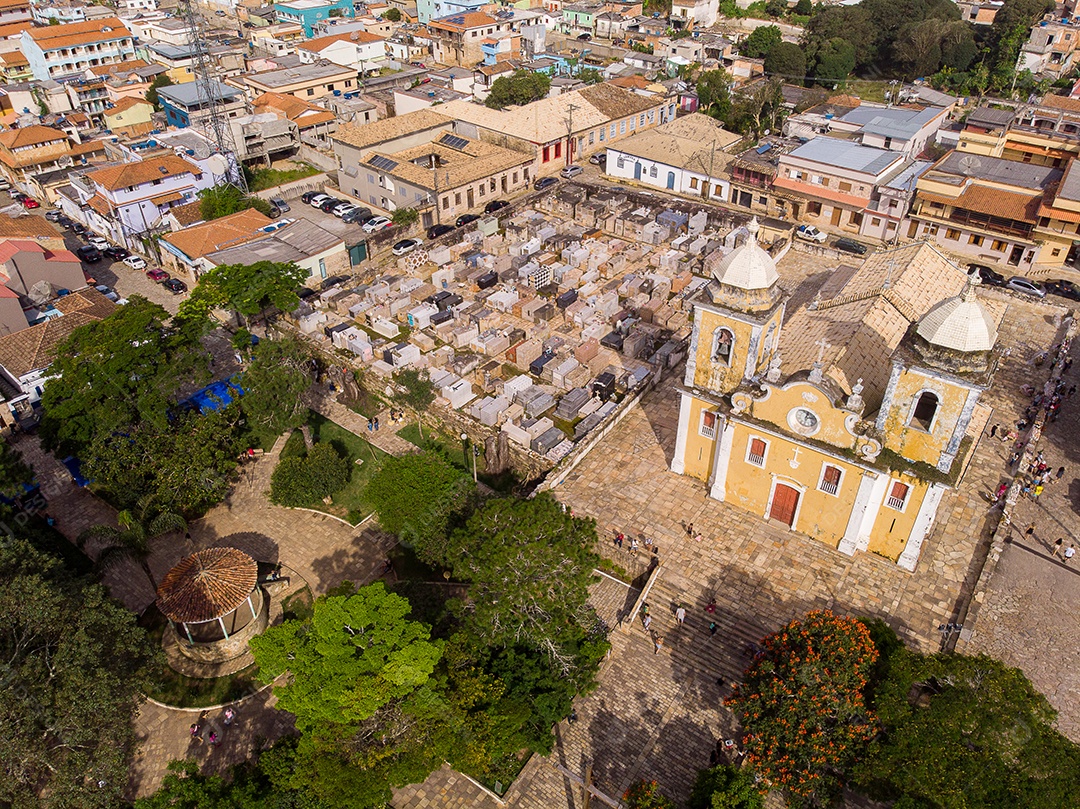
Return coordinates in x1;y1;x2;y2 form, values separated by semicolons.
183;376;245;414
61;456;88;487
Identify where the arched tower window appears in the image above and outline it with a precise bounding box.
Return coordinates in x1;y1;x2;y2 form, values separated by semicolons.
910;391;939;431
712;327;734;365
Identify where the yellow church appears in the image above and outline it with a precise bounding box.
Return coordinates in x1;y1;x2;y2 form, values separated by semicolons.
671;219;1006;570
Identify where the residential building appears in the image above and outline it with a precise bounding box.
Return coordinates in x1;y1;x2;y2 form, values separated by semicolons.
393;84;470;114
416;0;485;25
57;153;213;248
253;91;338;146
22;17;137;81
273;0;356;37
64;75;111;122
102;95;155;135
324;93;379;126
30;0;111;24
671;0;717;28
908;150;1060;270
0;239;85;309
203;219;348;283
295;30;388;73
1018;17;1080;79
0;125;74;184
146;42;247;85
0;0;30;24
436;82;672;175
429;12;511;68
605;112;740;200
238;61;358;101
0;50;30;83
785;101;950;158
331;109;534;228
230;112;300;165
160;208;274;277
157;80;246;129
672;227;1003;571
595;10;630;40
560;2;600;35
131;16;192;47
91;59;168;102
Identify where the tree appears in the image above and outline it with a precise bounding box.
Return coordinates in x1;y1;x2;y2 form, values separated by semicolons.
742;24;782;57
765;0;788;16
577;67;604;84
77;497;186;591
853;639;1080;808
382;6;401;20
145;73;173;110
391;206;418;227
697;70;732;120
725;610;878;805
394;368;435;438
794;0;812;14
366;452;475;564
810;36;856;86
197;185;273;222
764;41;807;80
238;336;314;435
485;70;552;109
178;259;306;331
624;780;676;808
270;442;349;507
689;765;765;809
0;537;160;809
39;296;206;455
449;493;603;674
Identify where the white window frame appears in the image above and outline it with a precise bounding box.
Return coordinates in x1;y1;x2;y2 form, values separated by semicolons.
817;463;843;496
885;480;911;512
700;410;718;439
746;435;768;467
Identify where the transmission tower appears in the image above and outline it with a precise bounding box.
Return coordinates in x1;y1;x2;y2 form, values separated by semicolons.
178;0;247;191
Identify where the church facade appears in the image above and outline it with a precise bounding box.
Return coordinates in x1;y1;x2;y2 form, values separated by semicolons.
671;219;1005;570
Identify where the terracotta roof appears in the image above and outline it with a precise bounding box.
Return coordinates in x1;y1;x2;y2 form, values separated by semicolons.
1040;93;1080;114
70;140;105;157
161;208;273;260
85;194;111;217
332;108;451;151
362;134;532;191
165;199;204;227
24;17;132;50
156;547;258;624
298;29;385;51
0;51;28;67
826;94;862;108
89;58;150;77
0;240;72;264
0;214;60;240
89;155;200;192
609;75;652;90
0;289;116;377
0;21;30;39
919;184;1041;223
429;11;498;30
106;96;153;114
0;125;68;150
252;91;336;127
0;0;29;10
150;190;184;206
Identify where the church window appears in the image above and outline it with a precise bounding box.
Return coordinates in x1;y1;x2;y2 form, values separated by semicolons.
700;410;717;438
819;464;842;496
712;328;734;365
746;437;767;467
910;391;939;431
885;481;910;511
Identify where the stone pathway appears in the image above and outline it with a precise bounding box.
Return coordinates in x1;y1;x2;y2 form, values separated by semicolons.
312;394;419;457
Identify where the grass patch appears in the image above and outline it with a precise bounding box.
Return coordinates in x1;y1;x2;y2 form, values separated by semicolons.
397;422;520;494
597;556;631;583
280;411;390;523
245;163;320;192
845;80;890;103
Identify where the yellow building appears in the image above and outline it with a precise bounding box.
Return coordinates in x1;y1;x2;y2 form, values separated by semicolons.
103;96;154;135
672;221;1005;570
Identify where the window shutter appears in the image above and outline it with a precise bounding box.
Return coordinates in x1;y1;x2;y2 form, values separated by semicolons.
751;438;766;456
890;481;908;500
824;466;841;485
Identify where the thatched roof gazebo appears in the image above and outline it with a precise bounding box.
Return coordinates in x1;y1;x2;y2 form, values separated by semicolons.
157;547;260;647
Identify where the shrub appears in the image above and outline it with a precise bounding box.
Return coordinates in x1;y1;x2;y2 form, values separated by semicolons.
624;780;676;809
270;442;348;506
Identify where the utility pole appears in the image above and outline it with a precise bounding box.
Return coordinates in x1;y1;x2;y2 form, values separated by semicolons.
566;101;580;166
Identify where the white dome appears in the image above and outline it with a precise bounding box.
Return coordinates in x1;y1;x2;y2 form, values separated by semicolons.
916;273;997;352
712;218;779;291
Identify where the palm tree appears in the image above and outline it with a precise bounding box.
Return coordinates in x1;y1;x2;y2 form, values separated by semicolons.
78;498;187;592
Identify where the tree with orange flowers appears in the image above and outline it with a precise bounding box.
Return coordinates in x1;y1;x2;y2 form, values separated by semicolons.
725;610;878;806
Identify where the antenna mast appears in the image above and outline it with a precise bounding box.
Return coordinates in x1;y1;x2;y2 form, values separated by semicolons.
178;0;247;191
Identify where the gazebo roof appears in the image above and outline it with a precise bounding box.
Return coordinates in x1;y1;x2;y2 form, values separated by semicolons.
156;547;258;624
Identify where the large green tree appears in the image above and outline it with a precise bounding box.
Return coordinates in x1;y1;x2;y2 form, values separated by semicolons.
197;185;273;222
238;336;314;435
178;259;306;331
742;25;782;58
365;452;474;564
689;765;765;809
764;42;807;80
726;610;878;805
145;73;173;110
697;70;732;120
39;296;206;454
485;70;552;110
0;537;160;809
809;37;857;86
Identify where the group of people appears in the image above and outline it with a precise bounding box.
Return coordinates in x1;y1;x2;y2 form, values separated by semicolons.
189;707;236;750
613;532;658;557
367;410;407;432
639;599;719;653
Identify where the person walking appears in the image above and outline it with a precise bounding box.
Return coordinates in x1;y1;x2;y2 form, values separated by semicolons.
614;532;624;549
1058;466;1067;481
990;424;999;438
189;723;202;743
1065;545;1076;564
685;522;694;538
223;707;235;726
676;605;686;625
1053;538;1065;558
208;732;220;747
629;538;639;556
654;635;664;655
709;621;718;636
642;614;652;631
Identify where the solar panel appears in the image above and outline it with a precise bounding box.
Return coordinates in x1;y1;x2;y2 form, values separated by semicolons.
439;133;469;150
368;155;399;171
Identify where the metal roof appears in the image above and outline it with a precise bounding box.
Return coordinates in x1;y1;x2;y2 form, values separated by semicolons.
786;137;903;177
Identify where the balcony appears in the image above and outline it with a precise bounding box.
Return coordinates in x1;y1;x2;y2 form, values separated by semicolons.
915;203;1034;240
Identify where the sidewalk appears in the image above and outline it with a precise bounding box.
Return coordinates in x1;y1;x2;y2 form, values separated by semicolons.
312;395;419;457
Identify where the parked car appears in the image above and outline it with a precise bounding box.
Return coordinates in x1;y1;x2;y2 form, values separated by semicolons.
57;215;73;228
560;165;584;179
795;225;827;243
75;245;101;263
1006;276;1046;298
71;223;87;236
362;216;392;233
301;191;321;204
427;223;455;239
484;199;509;214
94;284;119;302
332;202;358;217
834;237;867;255
970;264;1006;287
308;193;332;208
12;192;27;203
1045;279;1080;301
103;246;130;260
44;210;61;221
392;238;423;256
455;213;480;228
577;32;591;40
21;197;39;209
319;198;343;213
268;197;290;214
534;177;559;191
342;206;373;224
163;278;187;295
88;236;109;250
145;268;170;282
123;255;147;270
589;153;607;166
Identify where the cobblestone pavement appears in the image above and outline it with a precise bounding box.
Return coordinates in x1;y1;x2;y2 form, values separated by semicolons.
312;392;420;457
961;330;1080;741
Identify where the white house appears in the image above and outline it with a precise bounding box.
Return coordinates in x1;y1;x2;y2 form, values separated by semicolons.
296;30;387;72
671;0;718;27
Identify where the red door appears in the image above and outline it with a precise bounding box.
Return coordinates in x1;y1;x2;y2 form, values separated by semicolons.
770;484;799;527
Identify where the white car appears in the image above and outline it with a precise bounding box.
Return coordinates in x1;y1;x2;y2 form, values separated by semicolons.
123;255;147;270
392;238;422;256
795;225;827;243
309;194;332;208
362;216;392;233
88;236;110;250
333;203;359;218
